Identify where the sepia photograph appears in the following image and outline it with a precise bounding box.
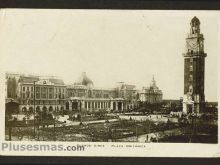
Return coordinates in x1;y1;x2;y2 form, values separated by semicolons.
0;9;219;157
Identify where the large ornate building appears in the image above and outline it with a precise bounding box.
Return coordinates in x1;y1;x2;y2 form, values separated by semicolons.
65;72;127;112
182;16;207;114
5;72;138;113
6;73;67;113
139;76;163;104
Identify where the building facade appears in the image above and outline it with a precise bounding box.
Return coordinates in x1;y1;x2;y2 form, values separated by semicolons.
115;82;138;110
5;72;139;113
139;76;163;104
65;73;129;112
18;75;66;113
182;16;207;114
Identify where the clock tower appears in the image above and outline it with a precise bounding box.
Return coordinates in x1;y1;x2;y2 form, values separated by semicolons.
182;16;207;114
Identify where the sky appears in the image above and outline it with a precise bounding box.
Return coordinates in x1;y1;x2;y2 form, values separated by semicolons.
0;9;219;101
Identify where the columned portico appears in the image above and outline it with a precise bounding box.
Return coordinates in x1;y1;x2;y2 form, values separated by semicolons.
115;102;118;111
66;97;126;112
110;101;113;110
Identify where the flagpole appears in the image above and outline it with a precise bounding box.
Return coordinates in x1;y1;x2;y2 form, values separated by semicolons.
33;81;36;139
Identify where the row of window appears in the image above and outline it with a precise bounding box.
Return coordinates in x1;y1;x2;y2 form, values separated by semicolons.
21;86;138;100
23;86;34;92
22;93;34;99
22;86;65;93
68;92;110;98
187;48;203;54
189;59;193;82
55;88;65;93
69;92;85;97
21;100;65;105
22;92;65;99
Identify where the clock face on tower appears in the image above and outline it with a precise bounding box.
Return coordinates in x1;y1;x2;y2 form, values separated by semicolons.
188;41;197;49
187;39;197;50
186;38;199;53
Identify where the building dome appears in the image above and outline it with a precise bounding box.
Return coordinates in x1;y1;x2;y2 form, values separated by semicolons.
74;72;94;87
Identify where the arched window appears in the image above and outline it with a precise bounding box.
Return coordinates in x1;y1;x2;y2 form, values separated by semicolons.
56;106;60;111
66;102;69;110
22;107;27;113
42;106;47;112
49;106;53;112
29;107;33;114
36;106;40;113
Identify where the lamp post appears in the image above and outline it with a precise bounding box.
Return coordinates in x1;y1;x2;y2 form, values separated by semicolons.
136;125;138;140
33;81;36;139
53;97;58;141
135;123;142;142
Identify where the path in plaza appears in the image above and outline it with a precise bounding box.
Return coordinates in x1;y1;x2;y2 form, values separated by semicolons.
116;128;182;142
52;118;119;128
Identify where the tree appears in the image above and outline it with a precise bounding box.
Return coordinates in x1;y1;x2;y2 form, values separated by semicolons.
7;77;17;99
95;109;107;119
170;102;177;112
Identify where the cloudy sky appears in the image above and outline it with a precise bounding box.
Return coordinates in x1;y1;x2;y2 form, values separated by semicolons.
0;9;219;101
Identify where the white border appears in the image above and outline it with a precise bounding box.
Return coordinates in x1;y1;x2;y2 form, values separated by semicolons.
0;9;219;157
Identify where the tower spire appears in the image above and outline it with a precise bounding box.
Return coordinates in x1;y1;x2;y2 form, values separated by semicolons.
151;74;156;87
190;16;200;34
